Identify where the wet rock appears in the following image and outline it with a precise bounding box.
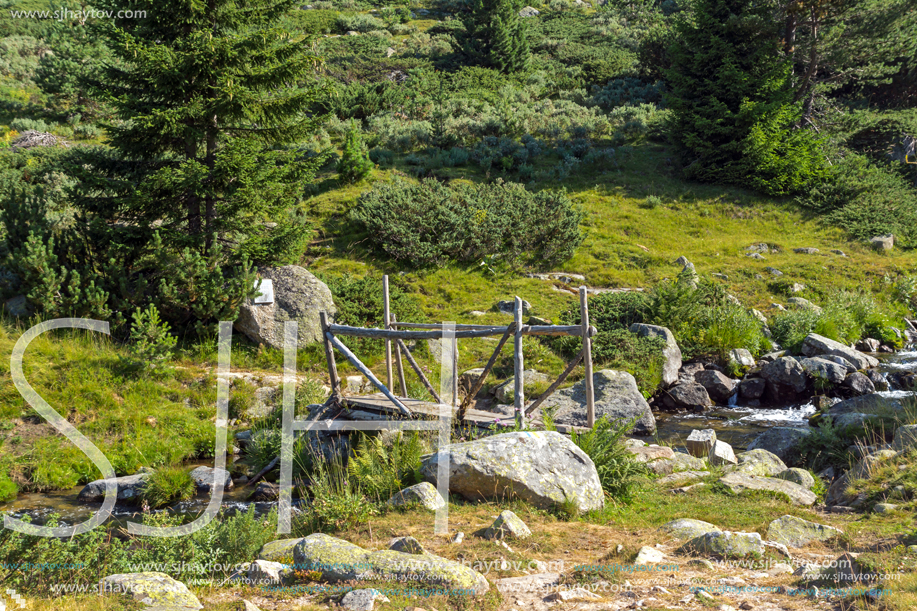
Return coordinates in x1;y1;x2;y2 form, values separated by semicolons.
78;473;149;503
686;429;717;459
484;510;531;539
251;481;279;502
739;378;766;400
800;357;847;385
421;431;604;512
661;382;713;411
189;466;233;493
100;572;202;610
829;393;907;421
747;427;811;465
544;370;656;434
761;357;808;392
800;333;879;369
867;370;889;391
843;372;876;396
387;482;446;511
695;370;738;404
630;324;682;387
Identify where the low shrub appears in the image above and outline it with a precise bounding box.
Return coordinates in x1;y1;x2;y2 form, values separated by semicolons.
142;466;196;509
295;459;377;534
564;416;647;502
336;13;386;34
351;177;585;268
347;432;426;502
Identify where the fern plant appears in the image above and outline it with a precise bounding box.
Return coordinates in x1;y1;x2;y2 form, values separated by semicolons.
347;432;425;501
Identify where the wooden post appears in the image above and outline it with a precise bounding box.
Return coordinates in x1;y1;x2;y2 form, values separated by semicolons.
514;296;525;428
580;287;595;428
383;275;393;391
320;311;339;394
396;338;444;404
326;332;413;417
452;338;458;409
392;314;408;397
456;322;516;421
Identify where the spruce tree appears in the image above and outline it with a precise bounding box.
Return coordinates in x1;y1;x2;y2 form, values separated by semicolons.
56;0;328;328
666;0;825;195
465;0;530;73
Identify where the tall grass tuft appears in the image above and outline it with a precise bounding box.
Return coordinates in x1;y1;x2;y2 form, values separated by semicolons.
142;466;196;509
347;432;426;502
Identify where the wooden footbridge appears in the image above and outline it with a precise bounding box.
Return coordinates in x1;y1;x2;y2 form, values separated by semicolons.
318;276;598;433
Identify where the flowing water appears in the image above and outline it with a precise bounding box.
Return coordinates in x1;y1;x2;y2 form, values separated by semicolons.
3;346;915;529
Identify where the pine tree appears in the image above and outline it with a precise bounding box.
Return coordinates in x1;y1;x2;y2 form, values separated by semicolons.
665;0;826;195
53;0;329;328
464;0;530;73
337;122;374;183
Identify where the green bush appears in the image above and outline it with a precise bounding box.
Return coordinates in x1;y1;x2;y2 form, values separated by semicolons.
142;466;196;509
128;304;177;371
347;432;425;502
336;13;386;34
0;470;16;502
352;177;584;268
564;416;647;502
295;459;377;534
338;122;374;183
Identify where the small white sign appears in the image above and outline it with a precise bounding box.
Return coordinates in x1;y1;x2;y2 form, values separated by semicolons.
254;279;274;304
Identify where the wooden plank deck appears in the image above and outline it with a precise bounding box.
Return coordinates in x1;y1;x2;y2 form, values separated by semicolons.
340;393;589;434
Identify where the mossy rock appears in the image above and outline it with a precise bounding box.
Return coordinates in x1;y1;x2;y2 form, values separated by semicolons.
660;518;721;540
100;572;202;610
766;515;842;548
679;531;764;559
259;538;304;565
727;449;787;477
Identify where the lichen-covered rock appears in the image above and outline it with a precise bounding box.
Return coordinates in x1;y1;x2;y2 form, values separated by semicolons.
727;449;787;477
389;536;425;555
341;588;390;611
746;427;811;465
421;431;604;512
661;518;721;540
829;393;907;421
100;572;202;610
627;444;675;463
680;531;764;559
800;333;879;369
78;473;149;503
541;370;656;434
485;510;532;539
774;468;815;490
729;349;756;370
259;538;303;564
247;559;293;586
234;266;336;350
766;515;842;548
719;473;816;506
708;440;737;466
386;482;446;511
645;452;707;475
629;324;682;387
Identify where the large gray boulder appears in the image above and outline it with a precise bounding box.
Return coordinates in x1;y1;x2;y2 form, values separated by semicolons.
828;393;908;423
420;431;604;512
660;382;713;411
679;531;764;559
760;357;808;394
78;473;149;503
800;357;847;385
293;533;489;594
694;370;738;404
234;266;336;350
767;515;842;548
541;369;656;434
746;427;812;465
629;324;682;387
189;466;233;493
719;472;817;506
800;333;879;369
100;573;202;610
727;449;787;477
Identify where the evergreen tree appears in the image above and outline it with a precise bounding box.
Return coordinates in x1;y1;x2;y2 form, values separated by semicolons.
665;0;826;195
464;0;530;73
337;122;373;183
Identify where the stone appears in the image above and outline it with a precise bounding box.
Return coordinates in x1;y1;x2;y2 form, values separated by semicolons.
259;538;303;564
251;481;279;502
891;425;917;452
695;370;738;404
856;338;881;353
634;546;665;564
839;372;874;397
495;572;560;595
542;369;655;434
234;266;336;350
661;382;713;411
728;449;787;477
767;515;842;548
247;386;278;418
345;375;367;394
729;349;756;369
788;297;822;312
800;357;847;384
774;468;815;490
656;470;707;486
627;444;675;463
645;453;707;475
708;440;737;466
751;309;768;325
420;431;604;512
829;393;907;420
794;248;820;254
341;589;390;611
765;266;783;276
77;473;149;503
426;338;461;364
867;370;889;391
686;429;717;459
746;427;811;465
819;355;857;373
518;5;539;16
800;333;879;369
689;558;715;570
385;47;395;57
874;502;898;514
247;559;292;586
718;473;817;505
293;534;489;594
870;234;894;251
189;466;233;493
747;252;765;260
680;531;764;559
493;370;551;403
388;537;425;555
386;482;446;511
484;510;531;539
760;357;808;393
661;518;721;540
548;588;601;602
100;573;202;610
243;601;262;611
495;299;532;315
739;378;766;400
629;323;683;387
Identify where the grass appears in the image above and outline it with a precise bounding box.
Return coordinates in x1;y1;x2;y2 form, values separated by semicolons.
141;466;196;509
